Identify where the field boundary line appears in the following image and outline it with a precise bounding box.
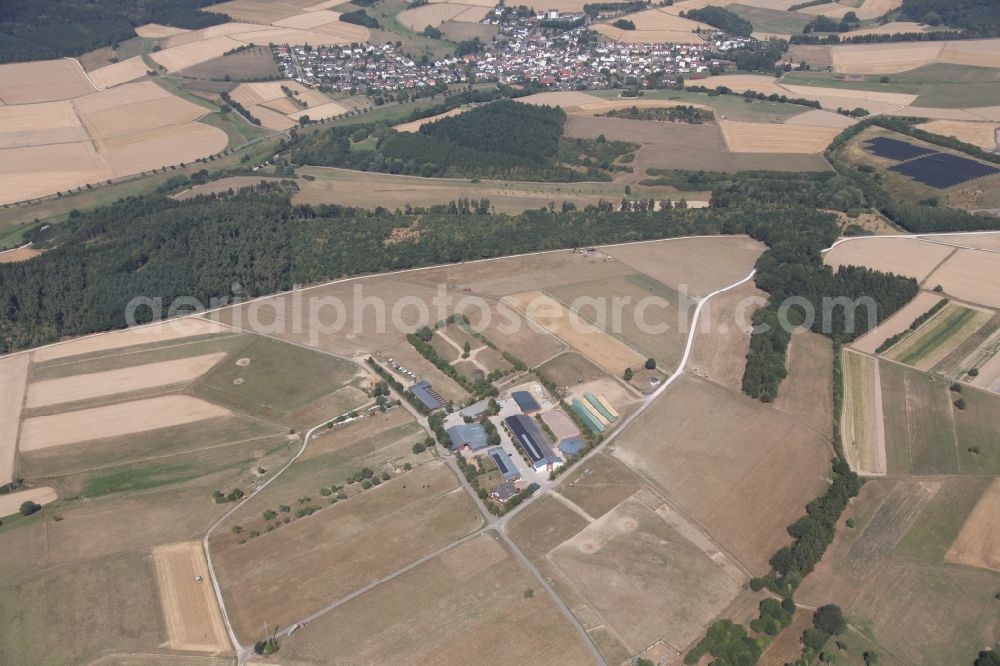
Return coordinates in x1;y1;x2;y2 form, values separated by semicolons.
63;57;100;92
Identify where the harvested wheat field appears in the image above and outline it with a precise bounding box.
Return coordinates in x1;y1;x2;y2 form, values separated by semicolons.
399;3;476;30
134;23;191;38
151;35;249;71
0;354;30;485
603;236;763;297
87;57;149;89
19;395;230;451
98;123;229;176
830;41;944;74
927;232;1000;251
207;0;304;23
25;352;227;409
273;10;344;29
153;542;229;653
851;290;944;355
0;142;111;204
916;120;998;151
946;478;1000;573
33;318;228;363
927;249;1000;308
0;487;57;518
76;82;209;138
719;120;841;153
596;8;708;43
0;101;89;149
0;60;96;105
688;74;787;95
842;350;887;475
825;237;954;282
779;83;918;108
842;21;929;38
504;291;646;374
939;39;1000;68
394;106;472;131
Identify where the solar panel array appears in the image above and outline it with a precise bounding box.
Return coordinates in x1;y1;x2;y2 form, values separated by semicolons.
864;137;937;161
890;152;1000;189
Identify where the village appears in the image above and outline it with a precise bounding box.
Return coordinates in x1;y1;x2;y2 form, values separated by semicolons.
272;6;756;95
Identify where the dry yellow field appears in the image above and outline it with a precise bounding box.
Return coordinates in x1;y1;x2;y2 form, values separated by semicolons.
0;487;57;518
76;83;208;139
0;247;41;263
939;39;1000;67
0;60;96;104
945;478;1000;573
87;56;149;89
19;395;230;451
849;0;903;20
0;142;112;204
160;22;262;48
273;10;344;28
0;353;30;485
97;122;229;176
687;74;786;95
779;83;918;107
134;23;191;38
596;24;706;44
504;291;646;374
250;105;299;130
850;290;943;355
399;3;478;30
783;109;857;129
303;101;351;120
25;352;227;409
916;120;999;151
841;21;929;38
151;35;248;71
153;542;230;652
824;237;954;282
32;318;229;363
718;121;841;153
394;106;472;132
830;41;944;74
927;232;1000;251
0;101;89;149
926;249;1000;308
842;350;886;475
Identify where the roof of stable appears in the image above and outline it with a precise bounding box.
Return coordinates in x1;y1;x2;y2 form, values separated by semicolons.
511;390;540;412
409;380;444;410
446;423;489;451
488;446;521;481
504;414;560;467
559;438;585;456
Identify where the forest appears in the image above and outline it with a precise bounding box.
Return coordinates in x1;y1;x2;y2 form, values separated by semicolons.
0;0;227;63
290;100;621;181
900;0;1000;35
601;104;714;123
680;6;753;38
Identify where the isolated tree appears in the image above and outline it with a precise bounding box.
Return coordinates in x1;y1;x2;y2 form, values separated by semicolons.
19;501;40;516
813;604;847;636
624;367;634;380
955;398;967;410
644;358;657;370
969;368;980;377
863;651;880;665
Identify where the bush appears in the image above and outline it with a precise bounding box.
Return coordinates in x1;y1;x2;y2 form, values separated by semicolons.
644;357;656;370
955;398;967;410
19;500;41;516
612;18;635;29
969;367;980;377
802;627;829;652
361;480;372;489
412;442;427;454
624;367;634;380
263;509;276;520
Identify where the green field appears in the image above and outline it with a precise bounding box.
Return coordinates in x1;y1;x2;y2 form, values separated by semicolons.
952;385;1000;474
888;304;985;369
193;335;365;421
587;88;809;122
879;360;958;475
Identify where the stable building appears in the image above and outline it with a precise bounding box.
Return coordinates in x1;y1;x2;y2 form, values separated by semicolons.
511;390;540;414
502;414;563;472
408;380;444;410
488;446;521;482
446;423;489;452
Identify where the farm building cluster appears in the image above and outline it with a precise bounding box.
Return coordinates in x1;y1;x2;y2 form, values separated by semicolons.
273;7;746;95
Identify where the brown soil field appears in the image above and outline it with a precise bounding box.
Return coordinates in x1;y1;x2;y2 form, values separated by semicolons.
33;318;228;363
603;236;763;297
504;291;646;375
207;0;304;23
938;39;1000;68
177;46;279;81
0;353;29;485
690;74;787;95
780;83;918;107
0;59;96;104
25;352;226;409
945;477;1000;572
929;232;1000;251
0;247;41;263
250;104;298;129
0;486;57;518
540;351;606;387
278;534;596;666
926;249;1000;308
213;461;481;643
773;331;833;436
464;303;566;367
273;10;344;28
98;122;228;176
160;23;262;49
152;542;229;652
612;375;831;573
787;44;833;68
393;106;472;131
230;80;328;108
134;23;191;38
825;237;955;283
566;113;725;151
851;290;943;355
19;395;230;451
687;280;766;390
76;83;209;139
557;453;640;519
830;41;945;74
0;141;112;204
842;349;887;475
547;496;743;654
88;57;149;89
718;120;841;153
842;20;929;37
